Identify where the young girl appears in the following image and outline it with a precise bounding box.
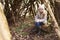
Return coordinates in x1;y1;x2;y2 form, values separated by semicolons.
35;4;47;34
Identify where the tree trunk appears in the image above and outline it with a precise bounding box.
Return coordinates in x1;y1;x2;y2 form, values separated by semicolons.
44;0;60;39
0;3;11;40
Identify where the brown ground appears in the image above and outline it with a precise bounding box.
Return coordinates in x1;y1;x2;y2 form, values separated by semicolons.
10;17;59;40
10;26;59;40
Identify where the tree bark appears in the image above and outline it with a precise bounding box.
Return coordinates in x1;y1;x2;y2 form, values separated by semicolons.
0;3;11;40
44;0;60;39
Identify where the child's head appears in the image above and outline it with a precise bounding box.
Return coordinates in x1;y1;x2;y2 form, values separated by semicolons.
38;4;45;13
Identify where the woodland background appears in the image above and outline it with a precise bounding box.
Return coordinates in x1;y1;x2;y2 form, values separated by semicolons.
0;0;60;40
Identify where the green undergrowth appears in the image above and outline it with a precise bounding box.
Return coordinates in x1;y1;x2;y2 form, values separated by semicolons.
14;17;34;36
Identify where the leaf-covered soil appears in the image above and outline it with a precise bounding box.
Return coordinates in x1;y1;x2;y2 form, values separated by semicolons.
10;17;59;40
10;26;59;40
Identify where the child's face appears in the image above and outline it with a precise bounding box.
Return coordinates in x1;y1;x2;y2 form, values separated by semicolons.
38;8;43;13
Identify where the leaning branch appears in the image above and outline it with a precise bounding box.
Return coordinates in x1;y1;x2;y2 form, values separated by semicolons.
44;0;60;38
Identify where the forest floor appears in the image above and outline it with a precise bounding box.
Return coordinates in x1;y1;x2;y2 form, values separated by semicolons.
10;26;59;40
10;17;59;40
